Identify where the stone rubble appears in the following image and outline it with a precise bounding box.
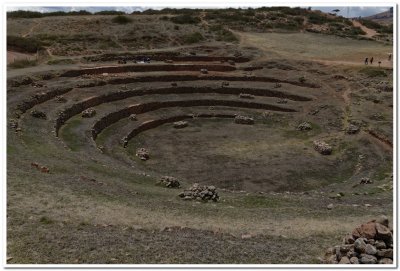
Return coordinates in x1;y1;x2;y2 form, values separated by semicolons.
239;93;255;99
234;115;254;125
360;177;373;184
173;121;188;129
297;122;312;131
347;124;360;134
81;108;96;118
30;110;47;119
324;216;393;264
157;176;181;188
136;148;149;161
313;140;332;155
179;183;219;202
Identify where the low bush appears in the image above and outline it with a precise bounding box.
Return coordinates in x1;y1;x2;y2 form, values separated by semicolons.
170;14;200;24
111;15;132;24
8;59;38;69
7;35;43;53
183;32;204;44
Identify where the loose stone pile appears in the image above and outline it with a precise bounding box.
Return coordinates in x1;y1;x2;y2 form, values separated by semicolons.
179;183;219;202
173;121;188;129
81;108;96;118
157;176;181;188
234;115;254;125
30;110;47;119
136;148;149;161
313;140;332;155
297;122;312;131
324;216;393;264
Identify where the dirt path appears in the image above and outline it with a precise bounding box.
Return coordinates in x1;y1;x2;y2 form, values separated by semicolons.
22;21;41;38
352;20;378;38
199;12;209;27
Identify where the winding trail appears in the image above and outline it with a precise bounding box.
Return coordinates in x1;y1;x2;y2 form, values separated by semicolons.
352;20;378;38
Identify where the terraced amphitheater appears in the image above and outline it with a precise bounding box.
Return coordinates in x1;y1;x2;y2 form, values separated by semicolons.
7;7;393;264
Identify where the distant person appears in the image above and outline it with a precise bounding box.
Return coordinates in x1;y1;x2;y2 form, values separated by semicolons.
365;57;369;65
388;53;392;61
370;57;374;65
378;61;382;67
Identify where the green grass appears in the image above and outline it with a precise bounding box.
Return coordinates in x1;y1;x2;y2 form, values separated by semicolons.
8;58;38;69
59;118;86;151
359;67;387;77
47;58;75;65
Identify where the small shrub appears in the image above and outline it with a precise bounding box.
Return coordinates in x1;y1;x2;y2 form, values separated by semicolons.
170;14;200;24
183;32;204;44
111;15;132;24
7;35;43;53
359;67;387;77
39;216;53;224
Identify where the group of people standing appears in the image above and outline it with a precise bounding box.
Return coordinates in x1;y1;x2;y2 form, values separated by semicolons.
364;53;392;66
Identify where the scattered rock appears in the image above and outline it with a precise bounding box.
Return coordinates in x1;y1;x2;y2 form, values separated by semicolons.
234;115;254;125
349;257;359;264
136;148;149;161
313;140;332;155
376;215;389;227
365;244;377;255
81;108;96;118
239;93;255;99
274;82;282;88
30;110;47;119
297;122;312;131
129;114;137;121
360;177;373;184
200;69;208;74
277;98;288;104
378;258;393;264
171;82;177;87
339;256;350;264
157;176;180;188
173;121;188;129
354;238;367;253
228;59;235;65
179;183;219;202
55;95;67;103
327;203;334;210
347;124;360;134
360;254;377;264
221;81;229;87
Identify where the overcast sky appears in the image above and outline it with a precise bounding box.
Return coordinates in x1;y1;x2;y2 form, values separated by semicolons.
7;6;391;18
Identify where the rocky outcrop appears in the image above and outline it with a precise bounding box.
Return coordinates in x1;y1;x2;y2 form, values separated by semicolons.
324;216;393;264
179;183;219;202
